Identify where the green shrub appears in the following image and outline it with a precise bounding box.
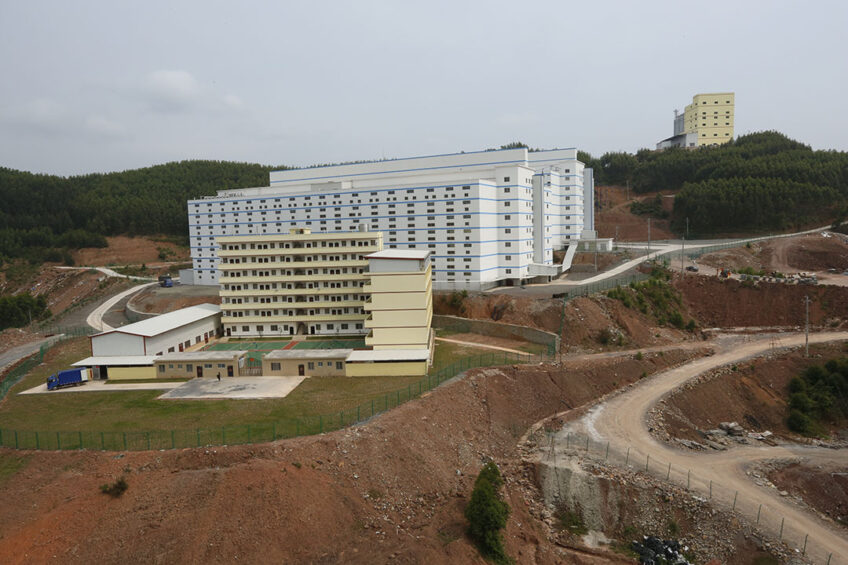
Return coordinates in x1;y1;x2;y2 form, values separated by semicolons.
100;476;128;497
465;462;512;565
787;409;812;434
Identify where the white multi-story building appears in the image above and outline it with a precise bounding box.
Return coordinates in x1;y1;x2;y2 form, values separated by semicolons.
187;147;591;291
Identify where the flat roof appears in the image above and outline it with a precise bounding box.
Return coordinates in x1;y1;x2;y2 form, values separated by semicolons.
93;304;221;339
155;351;248;362
366;250;430;260
264;349;353;360
345;349;430;362
73;355;156;367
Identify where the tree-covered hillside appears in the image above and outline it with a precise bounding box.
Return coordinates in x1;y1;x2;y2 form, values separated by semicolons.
580;132;848;235
0;161;277;263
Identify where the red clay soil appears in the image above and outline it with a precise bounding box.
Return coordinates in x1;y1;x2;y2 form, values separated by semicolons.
128;285;221;314
433;293;692;353
0;349;703;565
658;342;848;442
699;234;848;274
674;275;848;329
595;185;675;241
72;236;190;267
768;462;848;528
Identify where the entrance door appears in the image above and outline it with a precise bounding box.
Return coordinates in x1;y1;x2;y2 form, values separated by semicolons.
196;366;203;378
298;364;305;376
227;365;234;377
226;327;231;337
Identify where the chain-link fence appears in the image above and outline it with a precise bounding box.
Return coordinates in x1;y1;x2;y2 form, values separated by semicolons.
0;349;554;452
555;272;652;302
543;429;844;565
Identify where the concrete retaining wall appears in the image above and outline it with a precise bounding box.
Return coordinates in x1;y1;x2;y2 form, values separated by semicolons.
432;315;560;353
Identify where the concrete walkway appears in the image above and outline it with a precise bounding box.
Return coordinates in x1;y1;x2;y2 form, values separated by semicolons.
20;380;183;395
159;377;305;400
434;336;533;356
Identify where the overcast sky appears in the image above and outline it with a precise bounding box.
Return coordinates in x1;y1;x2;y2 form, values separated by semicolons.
1;0;845;176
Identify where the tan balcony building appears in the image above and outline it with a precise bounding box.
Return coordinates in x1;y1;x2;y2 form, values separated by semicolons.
217;228;382;338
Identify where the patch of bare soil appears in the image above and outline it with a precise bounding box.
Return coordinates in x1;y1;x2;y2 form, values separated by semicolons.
128;284;221;314
767;462;848;528
761;233;848;273
699;234;848;275
72;236;190;267
436;332;537;352
433;293;691;353
0;348;702;565
675;275;848;329
655;343;848;443
595;186;676;241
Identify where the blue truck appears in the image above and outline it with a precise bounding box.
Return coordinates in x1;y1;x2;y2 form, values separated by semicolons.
158;275;173;288
47;368;90;391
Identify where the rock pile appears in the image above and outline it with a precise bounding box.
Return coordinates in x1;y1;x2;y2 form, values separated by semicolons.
631;536;691;564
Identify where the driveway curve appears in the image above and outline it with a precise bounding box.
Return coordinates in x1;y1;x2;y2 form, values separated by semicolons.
546;331;848;564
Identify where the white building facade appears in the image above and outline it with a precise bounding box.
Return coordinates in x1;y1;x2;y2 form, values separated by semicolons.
188;148;588;291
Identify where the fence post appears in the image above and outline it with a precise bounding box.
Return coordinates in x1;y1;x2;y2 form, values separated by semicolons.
566;433;570;449
709;480;712;499
14;430;18;449
146;431;150;450
78;431;83;450
778;517;784;540
827;553;832;565
732;491;738;511
802;534;808;556
605;442;609;461
585;436;589;452
645;454;650;473
357;405;360;422
196;428;200;447
756;504;762;524
101;431;105;450
666;462;671;481
371;398;374;417
35;431;39;450
625;447;630;466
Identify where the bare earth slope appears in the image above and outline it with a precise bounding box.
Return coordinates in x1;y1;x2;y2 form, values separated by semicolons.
0;349;698;565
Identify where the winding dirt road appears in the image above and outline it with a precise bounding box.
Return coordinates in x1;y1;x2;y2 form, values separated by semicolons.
550;331;848;564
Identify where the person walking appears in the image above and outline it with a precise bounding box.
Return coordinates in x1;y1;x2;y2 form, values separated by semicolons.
216;372;221;382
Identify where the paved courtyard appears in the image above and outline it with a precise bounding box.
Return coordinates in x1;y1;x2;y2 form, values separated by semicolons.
159;376;305;400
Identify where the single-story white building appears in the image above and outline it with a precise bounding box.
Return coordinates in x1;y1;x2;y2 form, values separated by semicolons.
89;303;222;357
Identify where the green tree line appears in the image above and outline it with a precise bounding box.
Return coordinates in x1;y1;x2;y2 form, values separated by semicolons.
787;358;848;436
580;132;848;235
0;292;49;330
0;160;278;264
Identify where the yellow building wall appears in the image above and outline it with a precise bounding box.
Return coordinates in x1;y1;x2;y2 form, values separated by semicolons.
365;272;430;292
108;366;158;380
367;309;430;327
683;92;734;146
345;361;428;377
262;357;345;377
366;327;430;348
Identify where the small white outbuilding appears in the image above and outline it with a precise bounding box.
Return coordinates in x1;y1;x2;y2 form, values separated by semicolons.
89;303;222;357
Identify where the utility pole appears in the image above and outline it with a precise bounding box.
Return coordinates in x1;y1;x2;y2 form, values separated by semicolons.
686;217;690;239
681;236;685;272
803;295;811;357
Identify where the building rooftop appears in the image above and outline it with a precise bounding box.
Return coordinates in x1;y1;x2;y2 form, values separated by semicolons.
366;250;431;260
73;355;156;367
155;350;248;362
93;304;221;339
264;349;353;360
346;349;430;362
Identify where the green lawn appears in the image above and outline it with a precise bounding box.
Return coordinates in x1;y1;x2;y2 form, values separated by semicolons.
0;337;535;449
0;337;423;435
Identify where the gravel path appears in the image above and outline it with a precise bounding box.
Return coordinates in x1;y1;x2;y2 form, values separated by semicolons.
544;331;848;564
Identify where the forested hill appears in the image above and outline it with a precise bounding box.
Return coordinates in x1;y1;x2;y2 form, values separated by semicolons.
0;160;277;263
579;131;848;235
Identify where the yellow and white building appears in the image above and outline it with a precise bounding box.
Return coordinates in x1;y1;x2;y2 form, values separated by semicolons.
658;92;735;149
363;250;433;350
217;228;382;338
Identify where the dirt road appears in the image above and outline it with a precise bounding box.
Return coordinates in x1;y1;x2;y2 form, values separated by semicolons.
550;331;848;564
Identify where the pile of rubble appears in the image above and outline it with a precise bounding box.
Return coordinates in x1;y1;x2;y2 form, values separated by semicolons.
631;536;691;565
